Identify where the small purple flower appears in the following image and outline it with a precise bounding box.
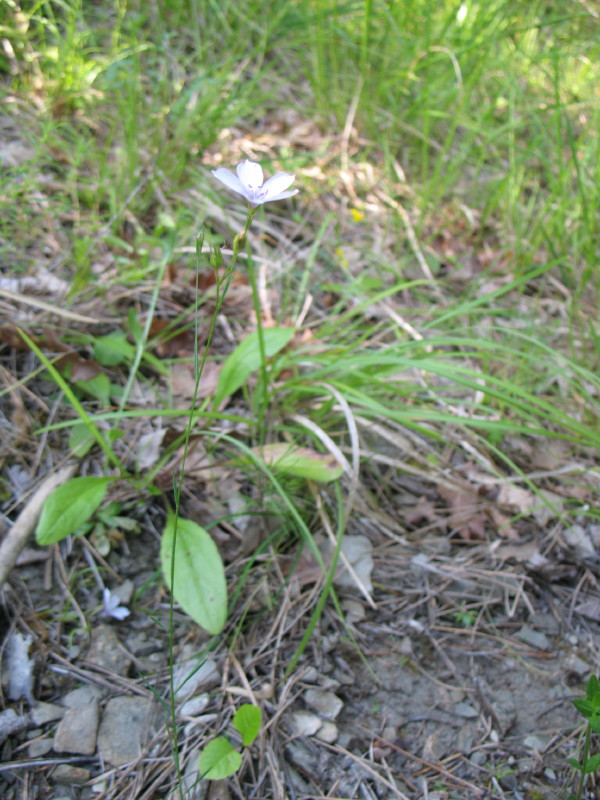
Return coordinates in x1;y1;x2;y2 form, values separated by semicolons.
101;588;130;621
212;160;298;207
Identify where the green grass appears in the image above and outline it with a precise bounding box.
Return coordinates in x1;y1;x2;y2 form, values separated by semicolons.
1;3;599;794
2;0;597;291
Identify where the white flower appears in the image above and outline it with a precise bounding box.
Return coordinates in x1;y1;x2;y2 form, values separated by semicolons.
212;160;298;207
101;587;130;621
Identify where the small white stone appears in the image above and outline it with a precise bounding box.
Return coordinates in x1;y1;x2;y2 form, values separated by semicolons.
304;689;343;720
174;657;220;700
316;721;338;743
301;667;319;683
342;598;365;623
290;711;322;737
179;694;210;717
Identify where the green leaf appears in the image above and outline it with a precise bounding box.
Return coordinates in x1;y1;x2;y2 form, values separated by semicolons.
160;516;227;635
233;704;261;747
586;675;600;707
128;308;144;343
68;422;96;457
36;477;112;546
75;371;112;405
250;443;343;483
215;327;295;406
584;753;600;774
573;698;594;718
198;737;241;779
566;757;582;772
590;714;600;733
93;331;135;367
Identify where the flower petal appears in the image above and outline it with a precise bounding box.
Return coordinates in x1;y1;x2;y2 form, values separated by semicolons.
260;188;299;204
212;168;247;198
260;172;296;200
236;160;263;189
111;605;131;621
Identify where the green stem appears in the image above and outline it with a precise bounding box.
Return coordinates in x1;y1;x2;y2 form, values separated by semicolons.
167;209;255;798
576;723;592;800
246;239;268;437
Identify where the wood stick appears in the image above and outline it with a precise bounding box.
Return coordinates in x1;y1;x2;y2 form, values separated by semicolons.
0;463;78;590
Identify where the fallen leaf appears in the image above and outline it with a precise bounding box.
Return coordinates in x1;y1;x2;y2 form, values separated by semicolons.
495;483;535;515
438;483;487;541
574;598;600;621
170;361;221;401
405;496;445;531
56;352;103;382
136;429;167;471
495;540;542;563
562;524;595;559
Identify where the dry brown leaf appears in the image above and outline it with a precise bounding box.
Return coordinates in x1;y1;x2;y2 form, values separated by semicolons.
438;483;487;540
495;540;542;563
405;496;446;531
148;318;196;359
488;507;519;540
495;483;535;515
170;361;221;401
56;352;103;381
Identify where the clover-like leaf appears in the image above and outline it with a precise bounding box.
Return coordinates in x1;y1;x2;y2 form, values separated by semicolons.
233;704;261;747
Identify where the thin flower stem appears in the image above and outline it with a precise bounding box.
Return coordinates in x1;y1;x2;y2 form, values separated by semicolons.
246;240;269;436
576;723;592;800
167;210;255;799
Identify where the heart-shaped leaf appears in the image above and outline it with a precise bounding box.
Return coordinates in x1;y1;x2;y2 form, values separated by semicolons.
233;704;261;746
199;737;241;779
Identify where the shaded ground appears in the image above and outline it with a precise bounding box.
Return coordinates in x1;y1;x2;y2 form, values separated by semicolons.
2;466;600;799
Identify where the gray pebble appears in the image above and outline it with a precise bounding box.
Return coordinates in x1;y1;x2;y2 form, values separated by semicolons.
97;696;156;766
53;700;99;755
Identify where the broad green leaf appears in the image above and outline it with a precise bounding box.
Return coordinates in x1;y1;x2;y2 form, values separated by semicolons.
233;704;261;746
251;443;343;483
214;327;295;406
198;737;241;779
573;698;593;718
586;674;600;707
566;757;582;772
75;372;111;405
160;516;227;635
93;331;135;367
584;754;600;774
590;714;600;734
36;477;112;546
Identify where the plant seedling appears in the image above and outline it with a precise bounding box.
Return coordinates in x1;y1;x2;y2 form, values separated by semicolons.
199;704;262;780
566;674;600;799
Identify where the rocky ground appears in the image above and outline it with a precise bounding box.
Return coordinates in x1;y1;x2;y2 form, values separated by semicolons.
2;469;599;800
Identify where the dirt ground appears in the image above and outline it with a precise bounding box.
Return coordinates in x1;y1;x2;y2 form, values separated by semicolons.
2;462;599;800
